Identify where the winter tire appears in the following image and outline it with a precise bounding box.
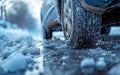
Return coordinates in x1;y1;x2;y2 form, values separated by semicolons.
61;0;101;48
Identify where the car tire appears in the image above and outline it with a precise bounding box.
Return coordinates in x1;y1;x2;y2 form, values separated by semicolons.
61;0;101;48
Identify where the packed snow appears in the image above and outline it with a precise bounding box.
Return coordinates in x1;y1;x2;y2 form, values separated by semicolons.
1;52;27;72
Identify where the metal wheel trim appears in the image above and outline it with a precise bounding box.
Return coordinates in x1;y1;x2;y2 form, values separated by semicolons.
63;0;73;40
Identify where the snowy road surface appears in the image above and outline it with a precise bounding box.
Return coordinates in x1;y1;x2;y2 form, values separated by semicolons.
44;36;120;75
0;25;120;75
0;28;44;75
0;19;120;75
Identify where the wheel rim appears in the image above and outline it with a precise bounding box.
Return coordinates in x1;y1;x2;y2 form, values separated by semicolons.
63;0;73;40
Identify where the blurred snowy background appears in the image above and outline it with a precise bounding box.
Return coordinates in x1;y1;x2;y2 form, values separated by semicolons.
0;0;42;31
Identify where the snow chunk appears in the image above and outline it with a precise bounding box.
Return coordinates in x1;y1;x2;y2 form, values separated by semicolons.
1;52;27;72
80;58;95;67
96;57;107;71
80;58;95;74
